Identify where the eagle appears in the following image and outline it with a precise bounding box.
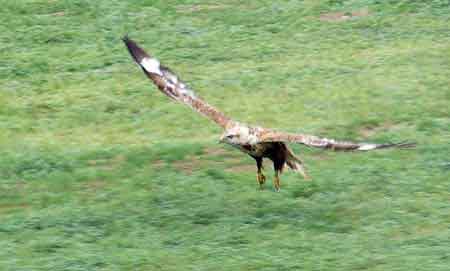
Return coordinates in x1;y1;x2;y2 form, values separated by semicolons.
123;37;414;191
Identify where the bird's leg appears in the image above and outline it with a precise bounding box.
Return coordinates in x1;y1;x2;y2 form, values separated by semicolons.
255;157;266;189
257;169;266;189
274;170;281;192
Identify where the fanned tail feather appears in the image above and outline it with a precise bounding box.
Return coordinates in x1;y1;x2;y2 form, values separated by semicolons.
285;149;310;180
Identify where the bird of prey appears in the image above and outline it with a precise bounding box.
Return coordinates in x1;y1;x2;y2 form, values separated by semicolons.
123;37;414;191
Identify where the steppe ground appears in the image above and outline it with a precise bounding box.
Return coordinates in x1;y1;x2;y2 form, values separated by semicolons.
1;1;449;270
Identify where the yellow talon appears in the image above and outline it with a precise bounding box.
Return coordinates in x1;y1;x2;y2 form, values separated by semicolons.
274;173;281;192
257;172;266;189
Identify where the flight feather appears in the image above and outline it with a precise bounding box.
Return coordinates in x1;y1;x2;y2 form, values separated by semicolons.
123;36;232;128
258;130;415;151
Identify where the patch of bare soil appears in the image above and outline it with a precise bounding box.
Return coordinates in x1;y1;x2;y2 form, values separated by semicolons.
173;156;204;175
174;152;253;174
224;163;255;173
319;8;369;22
0;203;29;213
203;147;228;157
152;160;166;170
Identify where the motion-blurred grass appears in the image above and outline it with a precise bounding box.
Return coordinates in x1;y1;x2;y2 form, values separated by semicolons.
1;0;449;270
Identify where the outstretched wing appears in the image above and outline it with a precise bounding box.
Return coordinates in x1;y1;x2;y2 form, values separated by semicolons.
123;36;232;128
258;130;415;151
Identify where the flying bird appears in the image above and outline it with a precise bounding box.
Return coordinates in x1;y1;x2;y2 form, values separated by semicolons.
123;37;414;191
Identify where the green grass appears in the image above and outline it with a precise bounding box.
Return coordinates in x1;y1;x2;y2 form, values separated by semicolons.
1;0;449;270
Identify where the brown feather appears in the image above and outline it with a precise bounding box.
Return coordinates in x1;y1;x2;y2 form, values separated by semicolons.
123;37;231;128
258;130;415;151
123;37;415;189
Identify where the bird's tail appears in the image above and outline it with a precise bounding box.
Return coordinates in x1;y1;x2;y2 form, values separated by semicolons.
285;148;310;180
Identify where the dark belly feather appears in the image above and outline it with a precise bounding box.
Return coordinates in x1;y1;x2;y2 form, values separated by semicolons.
238;142;288;171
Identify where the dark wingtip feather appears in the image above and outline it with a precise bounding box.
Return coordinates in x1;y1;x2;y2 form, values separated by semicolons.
122;36;150;64
379;141;416;149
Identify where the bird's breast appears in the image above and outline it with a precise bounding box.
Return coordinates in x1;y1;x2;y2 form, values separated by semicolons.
236;143;267;157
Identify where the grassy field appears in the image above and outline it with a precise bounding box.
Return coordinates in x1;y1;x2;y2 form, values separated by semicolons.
1;0;449;270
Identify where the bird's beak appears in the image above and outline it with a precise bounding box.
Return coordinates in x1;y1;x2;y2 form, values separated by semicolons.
218;135;225;144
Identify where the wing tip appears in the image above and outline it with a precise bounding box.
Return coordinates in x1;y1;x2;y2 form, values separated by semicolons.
122;35;149;64
354;141;416;151
378;141;417;150
121;34;132;48
122;34;129;42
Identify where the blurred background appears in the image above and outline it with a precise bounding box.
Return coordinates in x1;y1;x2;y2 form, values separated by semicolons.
1;0;449;270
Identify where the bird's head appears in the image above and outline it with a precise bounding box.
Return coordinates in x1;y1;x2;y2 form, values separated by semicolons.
219;124;257;146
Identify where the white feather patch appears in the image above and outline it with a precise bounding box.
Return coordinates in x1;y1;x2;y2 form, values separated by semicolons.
358;144;377;151
168;74;178;84
140;57;162;76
